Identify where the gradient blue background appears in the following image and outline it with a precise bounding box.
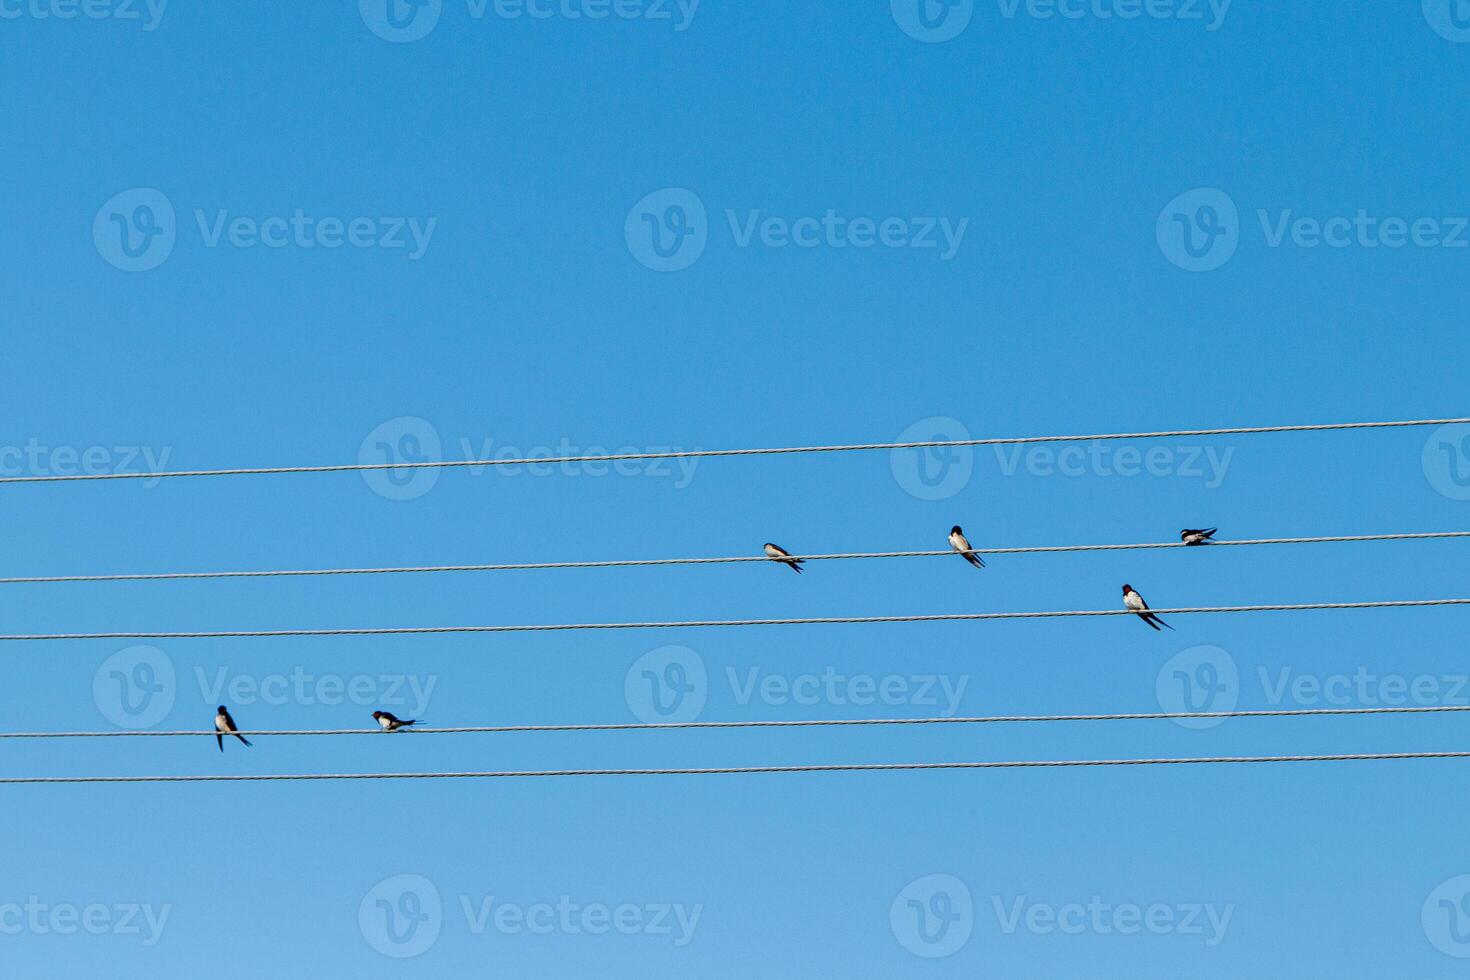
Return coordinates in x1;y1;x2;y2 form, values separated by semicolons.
3;1;1470;975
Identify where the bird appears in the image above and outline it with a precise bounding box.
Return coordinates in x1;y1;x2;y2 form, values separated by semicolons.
1122;584;1174;631
214;706;253;752
1180;528;1218;546
373;710;418;732
763;542;804;573
948;525;985;568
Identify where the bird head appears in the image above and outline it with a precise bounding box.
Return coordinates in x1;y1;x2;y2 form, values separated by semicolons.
1121;584;1132;594
951;525;963;535
372;711;384;720
216;705;227;714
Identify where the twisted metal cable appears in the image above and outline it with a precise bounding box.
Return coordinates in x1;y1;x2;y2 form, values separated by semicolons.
1;531;1464;585
5;752;1470;783
6;703;1469;738
2;598;1467;641
2;416;1463;484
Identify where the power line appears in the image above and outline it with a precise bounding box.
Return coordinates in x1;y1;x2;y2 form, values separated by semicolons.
3;416;1464;485
3;597;1467;641
5;751;1470;783
10;704;1470;738
3;531;1464;585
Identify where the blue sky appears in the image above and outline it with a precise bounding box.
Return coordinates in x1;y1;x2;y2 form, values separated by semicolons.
4;0;1470;975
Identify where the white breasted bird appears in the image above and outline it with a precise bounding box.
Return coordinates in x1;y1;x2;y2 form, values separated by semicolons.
1180;527;1218;546
948;525;985;568
373;710;418;732
763;542;804;574
214;706;253;752
1122;584;1174;631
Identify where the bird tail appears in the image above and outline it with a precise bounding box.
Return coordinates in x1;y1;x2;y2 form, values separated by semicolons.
216;733;224;752
235;734;253;747
1203;528;1218;539
788;560;804;574
966;552;985;568
1152;614;1175;631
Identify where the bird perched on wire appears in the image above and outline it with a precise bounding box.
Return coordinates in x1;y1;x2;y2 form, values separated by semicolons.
214;706;253;752
948;525;985;568
1122;584;1174;631
1180;528;1218;546
763;542;804;573
373;710;418;732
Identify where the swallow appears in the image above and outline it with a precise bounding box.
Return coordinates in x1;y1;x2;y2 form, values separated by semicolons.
948;525;985;568
1122;584;1174;631
1180;528;1218;546
214;705;253;751
373;710;418;732
764;542;804;574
